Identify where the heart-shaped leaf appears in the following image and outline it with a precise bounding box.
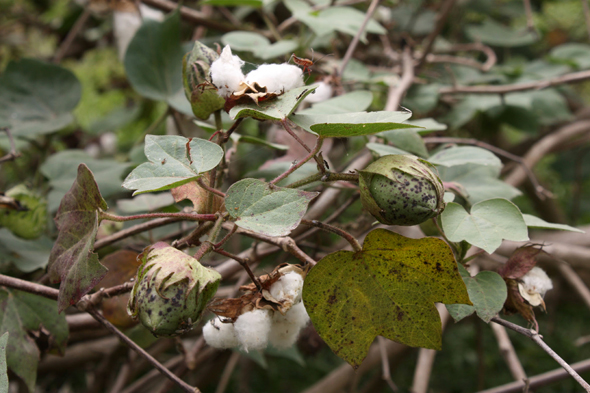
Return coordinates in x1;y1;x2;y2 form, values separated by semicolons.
446;264;507;323
290;111;415;137
298;91;373;115
122;135;223;195
48;164;108;312
229;86;316;121
441;200;529;254
303;228;471;368
0;288;68;392
225;178;318;236
0;59;81;138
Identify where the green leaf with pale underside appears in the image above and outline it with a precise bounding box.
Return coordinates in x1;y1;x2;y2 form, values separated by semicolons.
428;146;501;168
48;164;108;312
441;200;529;254
290;111;416;137
122;135;223;195
0;333;7;393
446;264;507;323
225;178;318;236
523;214;585;233
229;86;316;121
0;288;68;392
303;229;471;368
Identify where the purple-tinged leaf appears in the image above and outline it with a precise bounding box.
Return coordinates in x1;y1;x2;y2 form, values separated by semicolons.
48;164;108;312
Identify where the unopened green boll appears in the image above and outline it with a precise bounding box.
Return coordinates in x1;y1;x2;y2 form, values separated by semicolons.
0;185;47;239
127;242;221;337
359;155;445;226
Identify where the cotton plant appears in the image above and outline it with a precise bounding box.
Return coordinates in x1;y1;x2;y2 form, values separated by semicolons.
203;265;310;352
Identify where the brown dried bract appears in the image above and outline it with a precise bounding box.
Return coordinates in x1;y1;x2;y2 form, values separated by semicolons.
502;278;539;331
223;81;280;112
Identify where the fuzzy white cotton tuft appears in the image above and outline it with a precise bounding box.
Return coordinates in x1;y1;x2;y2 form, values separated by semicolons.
202;318;239;349
245;64;304;94
210;45;245;98
270;271;304;306
521;267;553;297
234;309;272;352
303;82;333;104
269;302;310;349
113;5;164;61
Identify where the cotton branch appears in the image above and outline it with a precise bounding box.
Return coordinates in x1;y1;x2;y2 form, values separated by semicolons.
140;0;239;32
0;128;21;164
491;317;590;392
385;46;414;112
415;0;457;70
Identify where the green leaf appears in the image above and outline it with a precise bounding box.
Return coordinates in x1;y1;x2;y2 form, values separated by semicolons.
0;59;81;138
116;193;176;214
441;200;529;254
366;142;411;156
0;229;53;273
222;32;297;59
290;111;415;137
298;91;373;115
0;288;68;392
286;1;385;43
48;164;109;312
124;11;186;109
428;146;501;168
40;150;130;211
466;19;538;47
229;86;316;121
246;162;318;188
437;164;521;204
0;333;8;393
550;43;590;69
225;178;318;236
303;228;470;368
404;118;447;133
403;84;440;113
523;214;585;233
379;129;428;157
122;135;223;195
446;265;507;323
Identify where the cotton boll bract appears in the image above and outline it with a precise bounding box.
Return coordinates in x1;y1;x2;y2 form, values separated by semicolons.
203;318;239;349
234;309;272;352
245;64;304;94
210;45;245;98
269;271;304;308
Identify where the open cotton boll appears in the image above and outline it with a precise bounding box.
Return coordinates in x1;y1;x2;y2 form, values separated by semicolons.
270;271;304;306
269;303;310;349
234;309;272;352
202;319;239;349
210;45;245;98
245;64;304;94
520;267;553;297
303;82;333;104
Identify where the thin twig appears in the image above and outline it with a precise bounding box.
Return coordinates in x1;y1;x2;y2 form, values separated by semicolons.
0;128;21;164
86;308;199;393
0;274;59;299
523;0;535;32
415;0;457;70
339;0;382;75
271;135;324;185
491;317;590;392
377;336;398;392
214;248;262;291
197;177;226;198
385;46;415;111
431;43;497;72
300;219;362;252
100;211;217;223
490;323;527;382
556;263;590;310
422;136;550;200
215;351;240;393
440;69;590;94
140;0;240;32
53;7;91;63
95;217;182;250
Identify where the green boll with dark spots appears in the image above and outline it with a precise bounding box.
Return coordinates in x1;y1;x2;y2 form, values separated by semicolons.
127;242;221;337
359;155;445;226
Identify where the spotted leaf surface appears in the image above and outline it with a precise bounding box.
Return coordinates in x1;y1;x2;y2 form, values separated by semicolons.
48;164;108;312
303;228;471;368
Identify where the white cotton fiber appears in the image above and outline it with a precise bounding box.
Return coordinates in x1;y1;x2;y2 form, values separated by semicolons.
270;271;304;306
269;302;310;349
521;267;553;297
245;64;304;94
202;318;239;349
210;45;245;98
234;309;272;352
303;81;333;104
